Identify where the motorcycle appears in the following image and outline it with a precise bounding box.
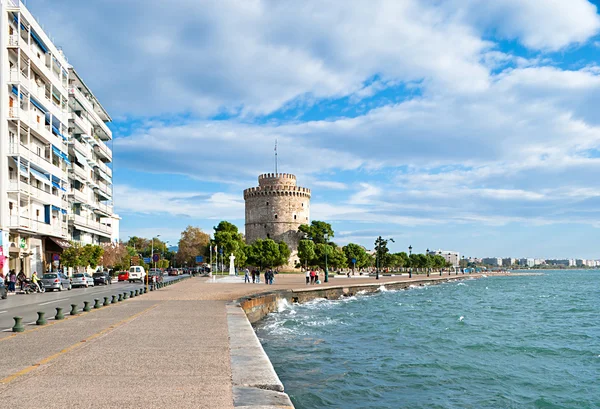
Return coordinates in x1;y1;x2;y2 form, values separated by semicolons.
24;279;45;294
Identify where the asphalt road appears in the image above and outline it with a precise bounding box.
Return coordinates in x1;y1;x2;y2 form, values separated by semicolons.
0;274;188;331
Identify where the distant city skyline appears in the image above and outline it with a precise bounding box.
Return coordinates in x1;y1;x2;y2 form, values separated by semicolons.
24;0;600;259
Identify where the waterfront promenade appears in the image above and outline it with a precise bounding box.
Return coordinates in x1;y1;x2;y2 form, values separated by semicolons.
0;272;500;408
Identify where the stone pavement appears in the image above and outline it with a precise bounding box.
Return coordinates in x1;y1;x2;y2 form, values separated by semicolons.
0;272;502;408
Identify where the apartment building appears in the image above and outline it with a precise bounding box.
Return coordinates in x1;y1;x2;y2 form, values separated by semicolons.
427;249;460;267
0;0;118;277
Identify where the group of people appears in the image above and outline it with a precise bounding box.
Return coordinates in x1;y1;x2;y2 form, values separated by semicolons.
244;268;276;285
2;270;33;293
305;269;321;285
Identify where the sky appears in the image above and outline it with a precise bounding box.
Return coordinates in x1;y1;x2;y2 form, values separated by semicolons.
26;0;600;259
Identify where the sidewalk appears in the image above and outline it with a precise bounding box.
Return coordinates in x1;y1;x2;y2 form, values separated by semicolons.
0;273;498;408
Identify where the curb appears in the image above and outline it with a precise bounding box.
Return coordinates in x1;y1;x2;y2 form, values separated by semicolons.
226;303;294;408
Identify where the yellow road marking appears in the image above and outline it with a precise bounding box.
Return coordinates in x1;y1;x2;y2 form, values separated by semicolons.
0;303;161;385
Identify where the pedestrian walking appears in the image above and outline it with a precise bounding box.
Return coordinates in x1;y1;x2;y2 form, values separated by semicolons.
305;269;310;285
17;270;26;291
9;270;17;293
310;270;315;285
244;268;250;283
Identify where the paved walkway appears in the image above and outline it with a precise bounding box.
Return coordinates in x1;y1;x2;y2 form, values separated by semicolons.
0;272;502;408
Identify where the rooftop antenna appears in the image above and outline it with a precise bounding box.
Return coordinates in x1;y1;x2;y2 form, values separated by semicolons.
274;139;278;174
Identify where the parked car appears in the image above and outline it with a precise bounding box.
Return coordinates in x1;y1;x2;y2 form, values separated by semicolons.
118;271;129;282
40;273;72;291
72;273;94;288
128;266;146;283
168;269;179;276
147;269;164;284
0;281;7;299
93;271;111;285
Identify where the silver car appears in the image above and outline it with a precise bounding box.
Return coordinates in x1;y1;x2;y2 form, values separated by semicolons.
72;273;94;288
40;273;72;291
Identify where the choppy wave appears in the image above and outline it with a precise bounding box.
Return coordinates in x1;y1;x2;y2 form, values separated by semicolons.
255;270;600;409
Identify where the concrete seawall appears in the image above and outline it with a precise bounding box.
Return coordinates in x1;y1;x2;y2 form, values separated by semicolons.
226;274;478;408
239;275;473;323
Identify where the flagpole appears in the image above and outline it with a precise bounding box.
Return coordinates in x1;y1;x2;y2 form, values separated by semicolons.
275;139;278;174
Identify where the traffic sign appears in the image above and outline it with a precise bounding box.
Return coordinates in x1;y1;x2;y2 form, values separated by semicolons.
152;254;160;262
53;254;60;261
351;258;356;264
219;247;223;254
143;257;151;264
195;256;204;263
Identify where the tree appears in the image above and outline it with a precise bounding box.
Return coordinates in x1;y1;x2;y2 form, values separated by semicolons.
343;243;369;270
374;237;393;268
247;239;284;269
82;244;104;269
101;242;131;271
298;221;334;244
211;221;247;268
298;240;316;269
62;242;83;269
277;242;291;267
176;226;210;266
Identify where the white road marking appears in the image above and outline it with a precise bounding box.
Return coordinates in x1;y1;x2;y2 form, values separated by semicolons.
0;311;7;314
39;298;69;306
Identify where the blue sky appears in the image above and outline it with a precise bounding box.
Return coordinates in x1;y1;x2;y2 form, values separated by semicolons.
28;0;600;259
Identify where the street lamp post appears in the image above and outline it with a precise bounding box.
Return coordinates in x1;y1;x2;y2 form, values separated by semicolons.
324;233;329;283
408;245;412;278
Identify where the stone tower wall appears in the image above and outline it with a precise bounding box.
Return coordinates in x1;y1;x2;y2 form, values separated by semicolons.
244;173;311;268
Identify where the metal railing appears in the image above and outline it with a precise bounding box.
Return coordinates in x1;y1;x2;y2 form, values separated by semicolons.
70;214;112;235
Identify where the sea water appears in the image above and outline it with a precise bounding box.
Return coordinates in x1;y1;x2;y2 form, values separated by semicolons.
255;270;599;408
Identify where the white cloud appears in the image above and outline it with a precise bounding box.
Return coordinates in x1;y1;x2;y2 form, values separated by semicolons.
447;0;600;51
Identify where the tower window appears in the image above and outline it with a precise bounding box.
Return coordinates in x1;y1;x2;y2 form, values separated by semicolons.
266;201;269;205
267;234;270;239
294;215;297;220
274;215;278;219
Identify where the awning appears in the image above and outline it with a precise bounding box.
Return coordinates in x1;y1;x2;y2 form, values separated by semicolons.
12;14;28;32
51;181;66;191
11;86;24;100
30;30;48;53
73;150;90;169
46;237;71;252
18;163;28;178
51;205;61;212
30;97;47;113
51;145;71;164
30;167;50;185
96;168;110;181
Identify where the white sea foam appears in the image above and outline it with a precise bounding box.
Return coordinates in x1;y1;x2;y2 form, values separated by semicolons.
457;282;467;286
378;285;388;292
459;316;464;322
277;298;291;312
356;290;368;295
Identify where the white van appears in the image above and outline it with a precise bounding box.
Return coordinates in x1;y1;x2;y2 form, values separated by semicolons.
128;266;146;283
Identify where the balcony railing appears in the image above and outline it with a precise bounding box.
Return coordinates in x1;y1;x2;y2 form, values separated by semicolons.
95;160;112;178
8;215;67;238
94;137;112;161
10;142;67;176
70;214;112;235
8;35;19;47
92;201;113;216
69;164;88;181
70;112;92;135
68;188;88;204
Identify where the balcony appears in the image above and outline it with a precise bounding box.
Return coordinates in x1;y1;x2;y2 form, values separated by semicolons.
8;35;19;47
92;201;113;216
8;215;67;238
69;214;112;236
94;137;112;161
95;160;112;178
11;143;67;177
68;188;88;204
69;163;88;182
70;137;90;156
70;112;92;135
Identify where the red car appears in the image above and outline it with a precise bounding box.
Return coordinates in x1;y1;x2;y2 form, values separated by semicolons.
117;271;129;282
